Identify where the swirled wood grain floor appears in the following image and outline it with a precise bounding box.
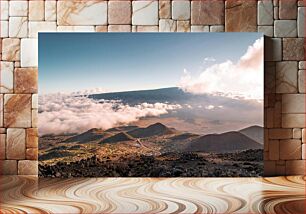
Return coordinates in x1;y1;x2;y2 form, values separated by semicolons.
0;176;305;214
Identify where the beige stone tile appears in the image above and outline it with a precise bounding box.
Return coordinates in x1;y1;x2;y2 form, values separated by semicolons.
269;128;293;139
95;26;108;32
0;128;6;134
286;160;305;175
0;1;9;21
191;25;209;32
192;0;224;25
172;1;190;21
283;38;305;61
26;128;38;148
264;62;276;94
280;139;302;160
279;0;297;19
264;151;269;160
225;0;256;32
57;26;95;32
9;17;28;38
26;148;38;160
29;1;44;21
293;128;302;139
274;7;279;20
269;140;279;160
264;160;276;176
9;0;28;17
299;61;306;70
276;160;285;165
274;20;297;37
6;128;25;159
159;19;176;32
32;94;38;109
159;1;171;19
14;68;38;94
210;25;224;32
4;94;31;128
282;94;305;114
2;38;20;61
108;25;131;32
108;1;131;24
45;1;57;21
273;100;282;128
0;61;14;93
0;94;3;127
0;160;17;175
32;109;38;128
21;38;38;67
282;114;305;128
298;7;305;37
136;26;158;32
258;26;273;37
132;25;137;32
57;0;107;25
275;164;286;176
177;21;190;32
298;0;305;6
264;129;269;151
132;1;158;25
14;61;20;68
264;38;281;61
18;160;38;175
266;108;274;128
298;70;305;93
303;129;306;143
276;61;298;93
303;144;306;159
258;0;273;25
29;21;57;38
0;134;5;159
0;21;9;37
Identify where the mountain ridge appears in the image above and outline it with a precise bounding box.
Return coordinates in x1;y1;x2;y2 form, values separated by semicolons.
59;123;262;154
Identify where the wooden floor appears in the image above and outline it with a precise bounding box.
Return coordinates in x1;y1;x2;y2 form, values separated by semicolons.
0;176;305;214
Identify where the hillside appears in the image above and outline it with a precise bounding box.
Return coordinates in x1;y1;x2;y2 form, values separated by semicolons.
127;122;175;138
186;131;262;153
239;125;263;144
64;128;112;144
100;132;134;144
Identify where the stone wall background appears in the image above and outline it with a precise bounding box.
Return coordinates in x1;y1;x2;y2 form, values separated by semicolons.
0;0;305;176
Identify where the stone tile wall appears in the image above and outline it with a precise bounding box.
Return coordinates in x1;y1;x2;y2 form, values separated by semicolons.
0;0;305;176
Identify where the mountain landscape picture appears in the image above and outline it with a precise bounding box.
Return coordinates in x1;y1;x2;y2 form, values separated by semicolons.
38;33;264;177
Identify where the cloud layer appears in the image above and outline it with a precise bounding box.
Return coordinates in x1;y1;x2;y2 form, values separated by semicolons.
179;38;264;100
38;94;181;136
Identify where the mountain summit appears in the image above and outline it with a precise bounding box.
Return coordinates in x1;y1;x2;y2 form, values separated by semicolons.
128;122;174;138
186;131;262;153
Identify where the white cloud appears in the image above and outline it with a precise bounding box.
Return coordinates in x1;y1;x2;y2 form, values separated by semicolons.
70;87;108;96
184;104;193;109
205;105;215;110
38;93;181;136
203;57;216;62
179;37;264;100
204;105;224;110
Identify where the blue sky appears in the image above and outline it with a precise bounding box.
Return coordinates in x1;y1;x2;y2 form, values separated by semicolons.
39;33;262;94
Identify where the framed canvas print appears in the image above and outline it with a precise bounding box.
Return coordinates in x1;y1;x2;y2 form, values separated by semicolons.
38;33;264;177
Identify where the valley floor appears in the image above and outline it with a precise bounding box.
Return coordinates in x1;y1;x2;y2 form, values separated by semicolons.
39;123;264;177
39;149;263;177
